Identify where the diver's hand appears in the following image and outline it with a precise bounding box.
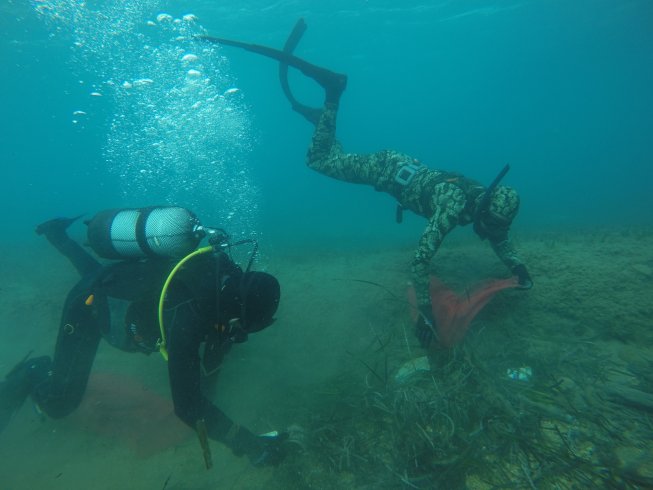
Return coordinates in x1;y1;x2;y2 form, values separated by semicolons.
415;306;436;348
512;264;533;289
250;431;289;467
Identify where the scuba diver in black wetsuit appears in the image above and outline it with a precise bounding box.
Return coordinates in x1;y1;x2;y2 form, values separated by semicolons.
0;207;286;468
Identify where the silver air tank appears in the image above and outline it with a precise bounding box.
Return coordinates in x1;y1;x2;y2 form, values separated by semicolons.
86;206;203;259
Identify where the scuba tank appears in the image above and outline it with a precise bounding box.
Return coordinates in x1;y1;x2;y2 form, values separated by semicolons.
86;206;203;259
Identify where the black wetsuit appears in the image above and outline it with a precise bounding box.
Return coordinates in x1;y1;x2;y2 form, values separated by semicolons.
33;229;264;457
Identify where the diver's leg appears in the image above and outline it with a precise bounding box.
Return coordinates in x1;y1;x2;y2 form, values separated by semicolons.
1;224;106;430
36;216;101;277
306;102;340;167
306;103;399;186
31;280;108;418
0;281;106;426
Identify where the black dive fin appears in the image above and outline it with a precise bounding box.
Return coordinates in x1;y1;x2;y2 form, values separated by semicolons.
198;35;347;95
278;18;321;125
35;215;83;237
197;19;347;125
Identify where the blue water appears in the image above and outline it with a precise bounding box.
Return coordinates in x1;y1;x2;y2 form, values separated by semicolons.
1;0;652;251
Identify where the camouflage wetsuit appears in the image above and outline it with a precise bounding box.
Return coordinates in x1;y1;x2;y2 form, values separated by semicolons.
307;102;525;309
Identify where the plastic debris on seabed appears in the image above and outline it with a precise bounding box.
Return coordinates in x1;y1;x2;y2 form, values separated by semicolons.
506;366;532;382
394;356;431;383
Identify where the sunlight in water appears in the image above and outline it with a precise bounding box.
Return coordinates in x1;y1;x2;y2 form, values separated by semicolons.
32;0;260;238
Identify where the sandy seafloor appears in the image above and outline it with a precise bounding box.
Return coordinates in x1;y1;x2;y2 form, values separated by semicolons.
0;227;652;489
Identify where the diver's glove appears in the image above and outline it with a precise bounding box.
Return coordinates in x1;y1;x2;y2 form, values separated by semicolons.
512;264;533;289
415;306;436;348
249;431;289;467
231;425;289;466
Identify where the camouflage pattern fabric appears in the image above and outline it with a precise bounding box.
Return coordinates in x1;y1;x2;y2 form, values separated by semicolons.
307;102;525;308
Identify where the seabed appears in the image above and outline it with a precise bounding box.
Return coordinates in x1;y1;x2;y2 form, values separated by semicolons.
1;227;651;489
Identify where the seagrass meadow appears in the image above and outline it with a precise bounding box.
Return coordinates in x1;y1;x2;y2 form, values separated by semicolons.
2;228;651;489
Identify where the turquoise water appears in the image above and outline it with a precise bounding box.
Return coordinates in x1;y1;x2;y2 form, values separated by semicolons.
1;3;653;488
1;0;652;248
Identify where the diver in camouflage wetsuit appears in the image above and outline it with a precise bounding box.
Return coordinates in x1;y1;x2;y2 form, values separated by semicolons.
306;96;533;347
198;20;532;348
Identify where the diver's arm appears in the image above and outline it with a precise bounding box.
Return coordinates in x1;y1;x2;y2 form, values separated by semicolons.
411;183;467;306
410;212;453;348
411;219;446;309
166;304;263;459
489;237;522;270
166;306;208;426
490;237;532;288
490;236;533;288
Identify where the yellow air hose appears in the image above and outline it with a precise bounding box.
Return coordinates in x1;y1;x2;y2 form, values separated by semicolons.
157;245;213;361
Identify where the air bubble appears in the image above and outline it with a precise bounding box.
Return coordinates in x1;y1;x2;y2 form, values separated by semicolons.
181;54;198;63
